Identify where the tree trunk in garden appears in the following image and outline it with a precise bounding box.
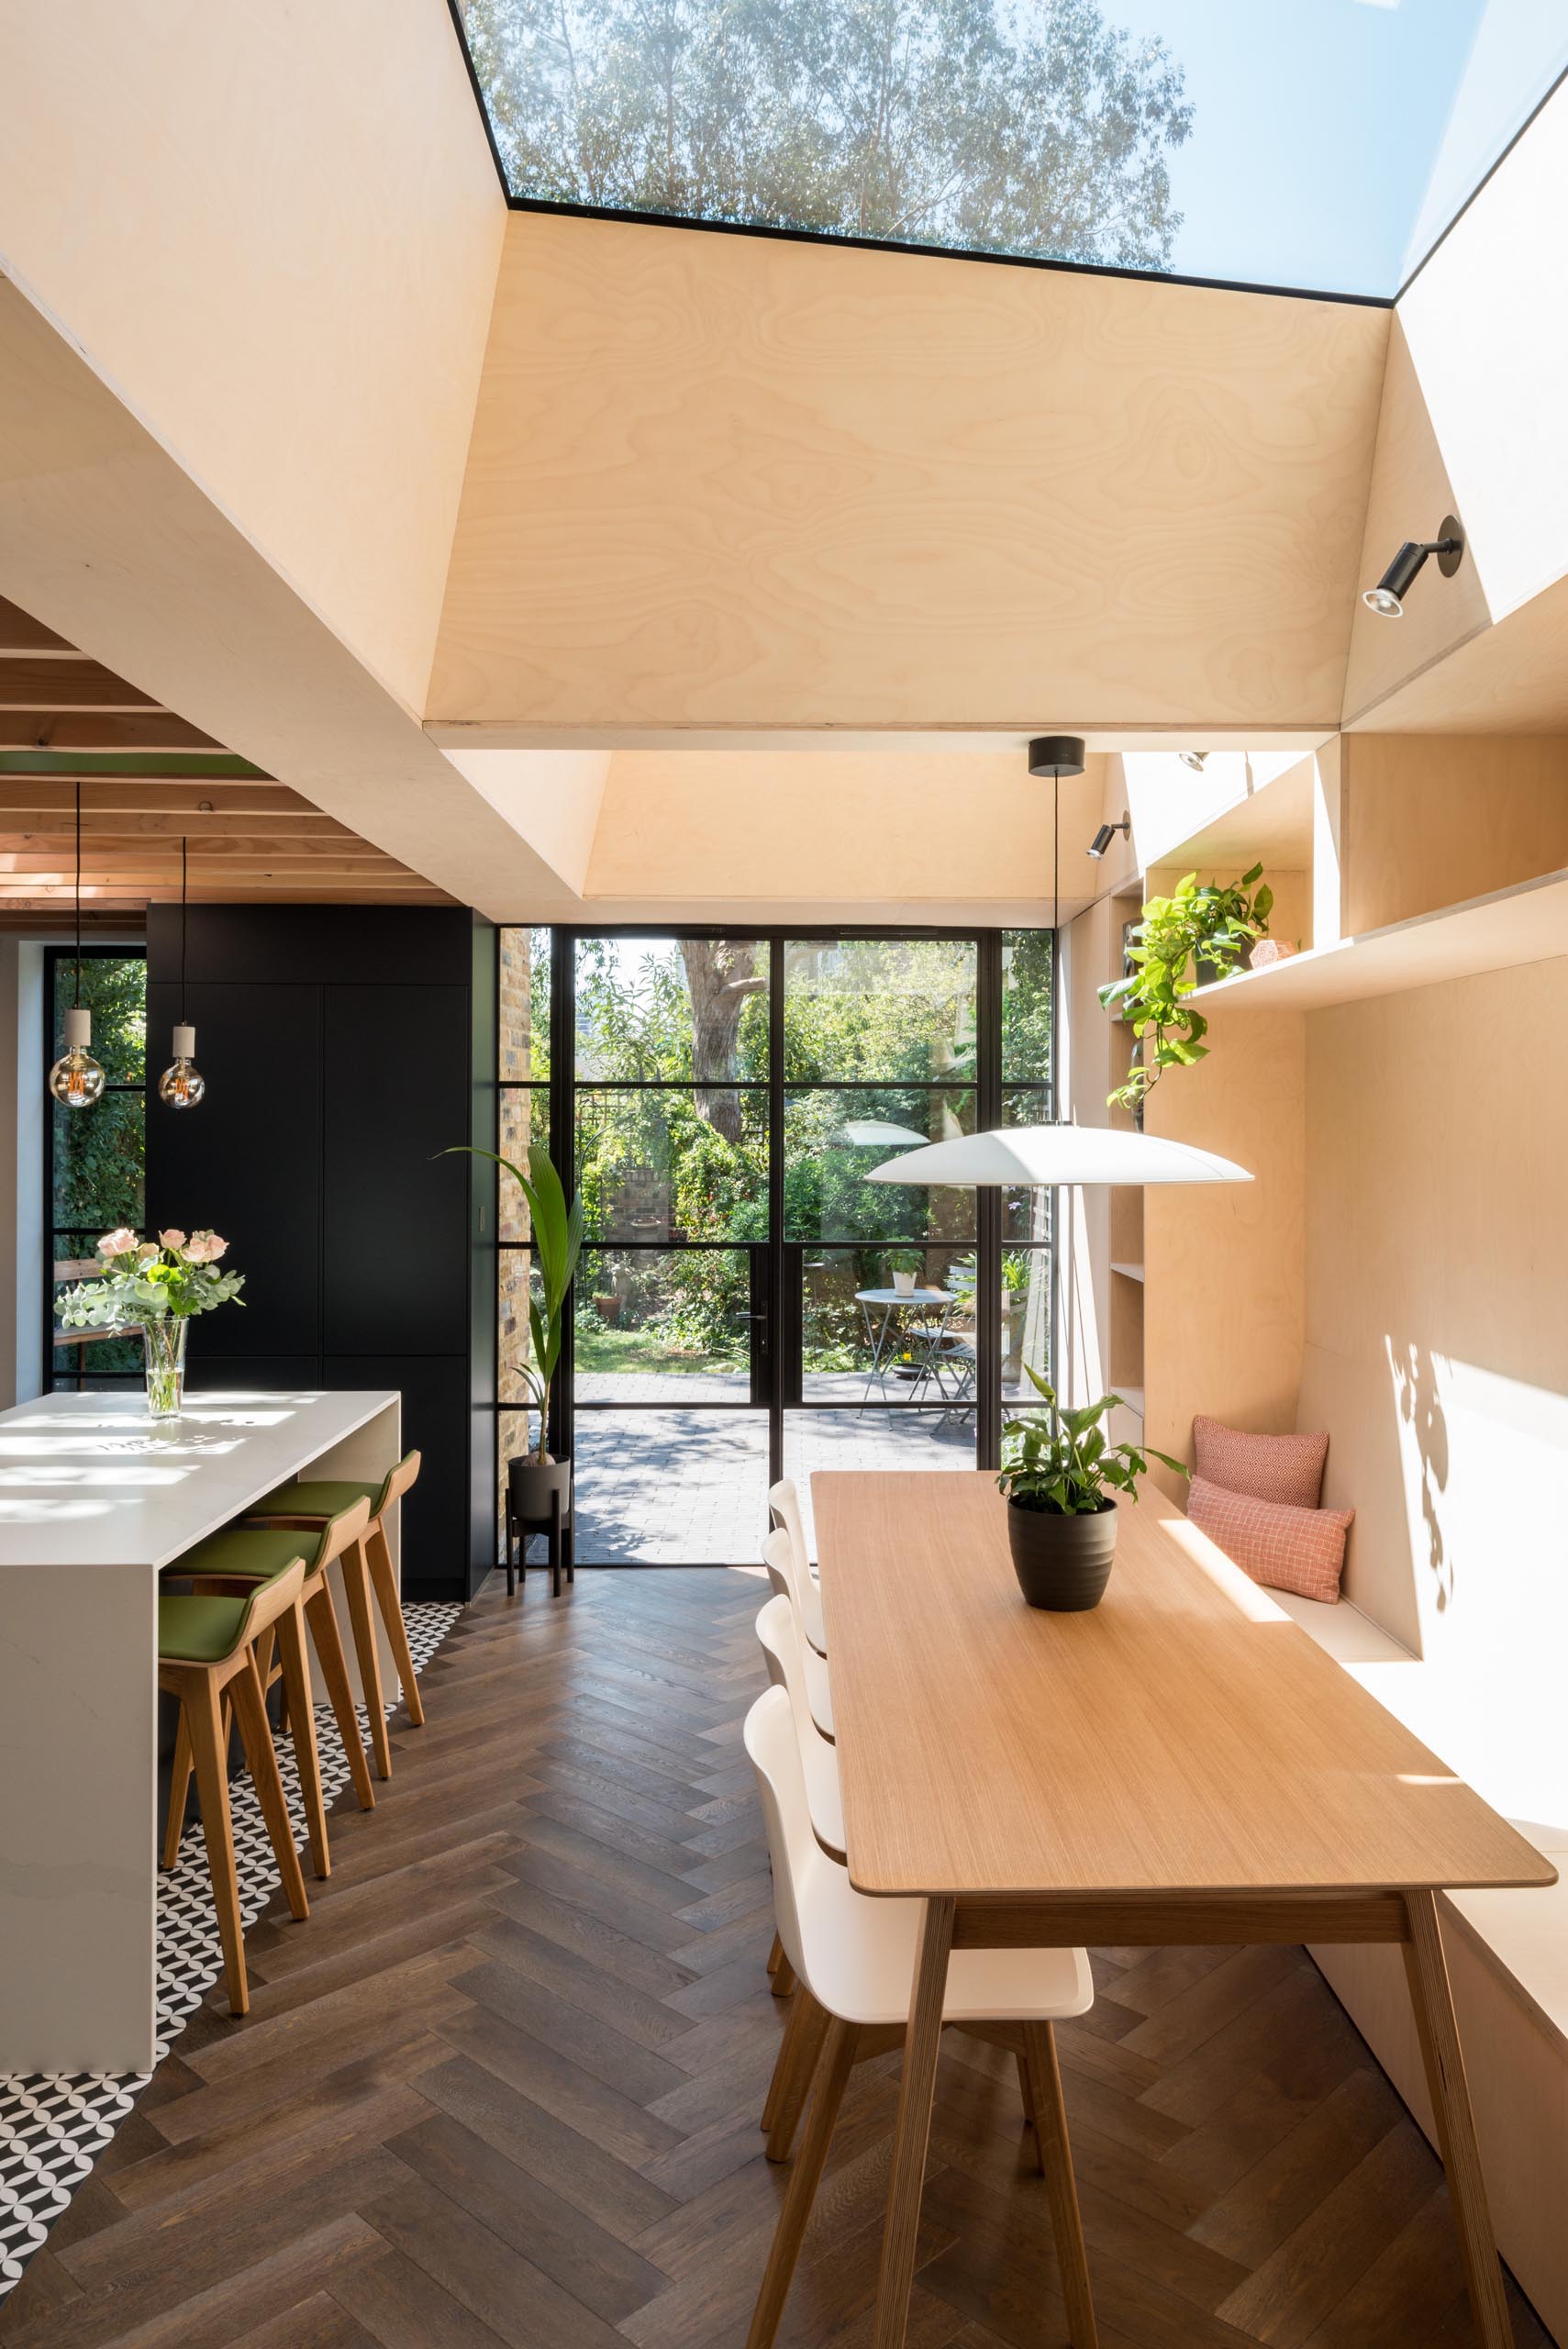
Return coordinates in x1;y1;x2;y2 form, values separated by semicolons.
679;940;764;1143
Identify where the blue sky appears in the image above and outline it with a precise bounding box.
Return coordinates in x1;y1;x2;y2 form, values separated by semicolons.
1094;0;1568;295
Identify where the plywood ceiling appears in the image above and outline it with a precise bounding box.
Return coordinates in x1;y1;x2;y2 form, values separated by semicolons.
0;597;451;922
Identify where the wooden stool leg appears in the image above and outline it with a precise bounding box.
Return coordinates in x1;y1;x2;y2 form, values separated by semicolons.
365;1519;424;1728
305;1581;375;1811
339;1537;392;1781
275;1599;329;1879
162;1703;197;1870
1402;1890;1514;2349
766;1987;831;2162
873;1896;954;2349
1023;2021;1097;2349
229;1649;309;1924
183;1675;249;2017
746;2016;857;2349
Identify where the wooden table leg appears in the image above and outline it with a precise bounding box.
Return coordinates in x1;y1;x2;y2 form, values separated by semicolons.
1024;2021;1098;2349
873;1895;954;2349
1402;1890;1513;2349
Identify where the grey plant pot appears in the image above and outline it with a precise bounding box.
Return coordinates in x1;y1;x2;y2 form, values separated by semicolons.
1006;1497;1118;1611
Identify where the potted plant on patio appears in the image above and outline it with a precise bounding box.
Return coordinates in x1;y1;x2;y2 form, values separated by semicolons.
997;1367;1186;1611
448;1141;584;1542
889;1248;924;1297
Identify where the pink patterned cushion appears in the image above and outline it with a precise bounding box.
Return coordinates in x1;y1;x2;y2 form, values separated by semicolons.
1192;1416;1328;1510
1187;1475;1353;1605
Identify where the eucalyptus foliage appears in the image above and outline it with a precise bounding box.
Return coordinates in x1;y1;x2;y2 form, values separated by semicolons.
997;1366;1184;1516
1097;865;1273;1115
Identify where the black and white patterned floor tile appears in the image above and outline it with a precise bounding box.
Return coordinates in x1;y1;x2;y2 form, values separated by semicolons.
0;1599;462;2299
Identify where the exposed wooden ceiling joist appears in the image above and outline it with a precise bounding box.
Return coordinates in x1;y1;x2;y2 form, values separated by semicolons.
0;596;450;916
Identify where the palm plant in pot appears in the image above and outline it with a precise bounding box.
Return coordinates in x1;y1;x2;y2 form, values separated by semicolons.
449;1141;584;1535
997;1368;1186;1611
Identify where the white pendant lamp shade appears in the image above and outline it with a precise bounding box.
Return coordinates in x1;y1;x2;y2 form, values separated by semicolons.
868;1122;1251;1188
832;1118;932;1149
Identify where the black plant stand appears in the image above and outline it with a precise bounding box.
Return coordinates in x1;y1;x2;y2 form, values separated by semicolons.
504;1461;575;1598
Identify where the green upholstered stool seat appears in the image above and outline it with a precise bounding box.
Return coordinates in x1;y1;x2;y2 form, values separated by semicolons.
157;1593;252;1664
177;1524;316;1585
249;1477;383;1522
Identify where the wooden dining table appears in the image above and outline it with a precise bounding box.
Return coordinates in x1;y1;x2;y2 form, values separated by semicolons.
812;1470;1557;2349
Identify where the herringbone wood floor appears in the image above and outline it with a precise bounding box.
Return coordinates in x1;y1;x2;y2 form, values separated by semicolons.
2;1569;1549;2349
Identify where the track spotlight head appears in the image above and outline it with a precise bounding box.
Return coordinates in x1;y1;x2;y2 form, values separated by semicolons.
1179;750;1208;772
1028;735;1086;779
1087;813;1131;862
1362;516;1463;619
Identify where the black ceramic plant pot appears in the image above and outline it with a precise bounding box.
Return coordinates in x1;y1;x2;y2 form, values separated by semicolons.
508;1456;573;1529
1006;1497;1118;1611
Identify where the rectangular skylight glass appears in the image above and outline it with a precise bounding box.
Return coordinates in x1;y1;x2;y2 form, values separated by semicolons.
458;0;1568;298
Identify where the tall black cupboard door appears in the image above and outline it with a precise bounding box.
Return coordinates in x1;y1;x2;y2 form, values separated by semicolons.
322;986;472;1359
145;982;323;1361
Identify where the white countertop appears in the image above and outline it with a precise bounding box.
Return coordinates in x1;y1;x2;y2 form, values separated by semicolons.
0;1389;398;1570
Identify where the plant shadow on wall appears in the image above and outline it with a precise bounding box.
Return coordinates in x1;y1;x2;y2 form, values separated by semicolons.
1099;867;1272;1117
1387;1337;1452;1614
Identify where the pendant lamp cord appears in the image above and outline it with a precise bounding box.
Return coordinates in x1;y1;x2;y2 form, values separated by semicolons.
72;778;83;1007
180;835;188;1022
1051;772;1060;1124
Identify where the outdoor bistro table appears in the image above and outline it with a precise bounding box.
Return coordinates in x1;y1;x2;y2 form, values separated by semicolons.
853;1286;954;1407
814;1469;1556;2349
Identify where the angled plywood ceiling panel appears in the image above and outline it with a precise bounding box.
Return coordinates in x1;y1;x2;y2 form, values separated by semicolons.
428;214;1389;742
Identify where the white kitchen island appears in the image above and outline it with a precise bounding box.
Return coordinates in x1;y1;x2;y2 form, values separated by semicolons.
0;1387;401;2075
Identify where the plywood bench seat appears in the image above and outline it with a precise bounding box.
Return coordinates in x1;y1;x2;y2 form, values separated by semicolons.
1268;1585;1568;2044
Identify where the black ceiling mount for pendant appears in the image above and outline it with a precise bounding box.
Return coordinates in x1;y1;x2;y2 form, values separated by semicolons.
1027;736;1086;779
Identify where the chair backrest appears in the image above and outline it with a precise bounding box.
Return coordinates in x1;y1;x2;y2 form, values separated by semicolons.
374;1448;421;1518
755;1592;818;1760
310;1494;372;1573
767;1476;811;1578
236;1556;308;1649
742;1684;833;1989
764;1524;827;1654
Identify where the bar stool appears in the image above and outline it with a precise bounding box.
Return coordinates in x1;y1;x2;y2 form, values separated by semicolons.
243;1453;425;1781
742;1685;1099;2349
158;1558;316;2017
165;1498;378;1865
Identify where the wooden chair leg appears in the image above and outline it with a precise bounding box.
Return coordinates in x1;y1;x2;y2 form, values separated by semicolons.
182;1674;249;2017
766;1931;784;1977
1023;2021;1098;2349
365;1519;424;1729
229;1649;309;1924
766;1987;831;2162
275;1598;329;1879
746;2016;858;2349
762;1974;819;2136
1016;2049;1045;2172
339;1538;392;1781
772;1950;796;1998
305;1581;375;1811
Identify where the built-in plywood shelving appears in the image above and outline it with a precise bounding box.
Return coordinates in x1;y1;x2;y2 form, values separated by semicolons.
1191;869;1568;1017
1110;1261;1145;1283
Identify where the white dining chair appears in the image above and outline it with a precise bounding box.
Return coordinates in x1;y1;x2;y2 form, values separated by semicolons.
763;1513;827;1654
742;1685;1099;2349
754;1594;845;1859
767;1475;817;1583
763;1528;832;1733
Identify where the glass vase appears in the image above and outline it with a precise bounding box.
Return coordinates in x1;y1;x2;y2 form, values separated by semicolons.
142;1318;188;1419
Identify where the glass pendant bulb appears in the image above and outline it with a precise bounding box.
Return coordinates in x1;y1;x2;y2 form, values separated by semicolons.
158;1022;206;1109
49;1006;106;1109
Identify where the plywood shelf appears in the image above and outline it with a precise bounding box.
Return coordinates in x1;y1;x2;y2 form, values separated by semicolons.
1110;1261;1145;1283
1190;868;1568;1016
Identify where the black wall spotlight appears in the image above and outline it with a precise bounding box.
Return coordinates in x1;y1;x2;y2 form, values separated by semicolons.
1087;814;1131;861
1362;516;1464;618
1028;735;1086;778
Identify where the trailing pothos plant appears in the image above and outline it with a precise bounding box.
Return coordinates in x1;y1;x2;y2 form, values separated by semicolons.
1098;864;1273;1115
997;1368;1186;1516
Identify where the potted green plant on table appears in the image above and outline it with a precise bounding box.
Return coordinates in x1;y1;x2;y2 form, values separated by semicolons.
997;1367;1186;1611
56;1228;245;1418
1098;865;1273;1115
889;1248;924;1297
449;1141;584;1545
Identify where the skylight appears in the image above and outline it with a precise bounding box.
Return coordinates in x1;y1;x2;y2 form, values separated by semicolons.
457;0;1568;299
